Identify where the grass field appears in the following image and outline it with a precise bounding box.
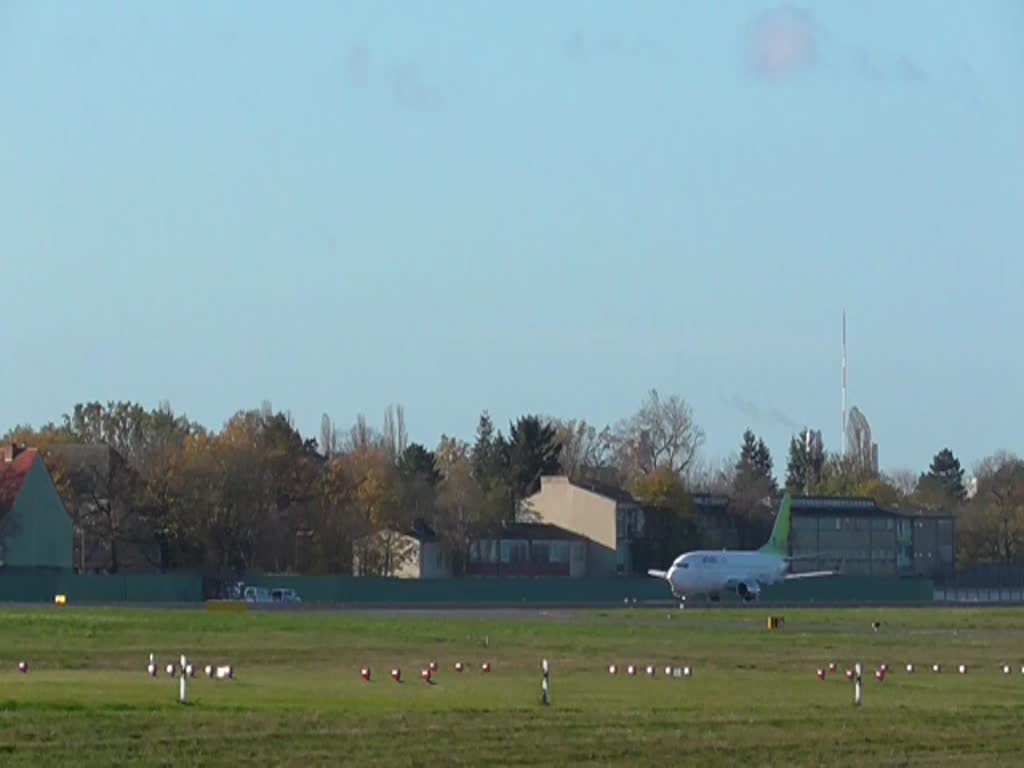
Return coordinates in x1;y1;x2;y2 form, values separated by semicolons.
1;604;1023;766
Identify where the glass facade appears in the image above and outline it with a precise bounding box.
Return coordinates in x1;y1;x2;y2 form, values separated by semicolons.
789;510;954;578
468;536;583;577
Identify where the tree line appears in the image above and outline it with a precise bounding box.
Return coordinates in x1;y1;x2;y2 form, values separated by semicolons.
3;392;1021;575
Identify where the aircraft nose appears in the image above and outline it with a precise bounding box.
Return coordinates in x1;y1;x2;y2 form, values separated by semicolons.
666;565;678;584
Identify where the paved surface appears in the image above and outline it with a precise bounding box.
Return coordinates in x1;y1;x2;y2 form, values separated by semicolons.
1;600;1015;614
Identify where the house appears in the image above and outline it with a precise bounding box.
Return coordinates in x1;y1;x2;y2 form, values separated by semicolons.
522;476;718;577
467;522;588;578
352;521;451;579
521;476;652;577
0;443;73;569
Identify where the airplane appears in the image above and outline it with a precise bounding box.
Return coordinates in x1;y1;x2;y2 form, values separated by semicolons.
647;492;837;606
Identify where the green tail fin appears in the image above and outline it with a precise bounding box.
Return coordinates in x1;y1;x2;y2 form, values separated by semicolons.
759;493;792;556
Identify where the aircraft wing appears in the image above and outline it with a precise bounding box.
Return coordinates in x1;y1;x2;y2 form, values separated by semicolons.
647;569;668;579
783;570;836;580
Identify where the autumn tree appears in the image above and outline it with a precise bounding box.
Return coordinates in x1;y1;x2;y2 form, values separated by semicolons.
435;435;471;479
811;453;904;507
629;467;698;572
434;444;485;575
957;454;1024;569
302;458;359;574
345;443;412;576
611;390;705;482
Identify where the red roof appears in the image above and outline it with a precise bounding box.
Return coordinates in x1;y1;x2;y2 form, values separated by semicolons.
0;449;39;511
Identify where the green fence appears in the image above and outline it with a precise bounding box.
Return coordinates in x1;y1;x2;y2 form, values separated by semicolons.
242;574;668;604
0;570;934;605
244;574;935;605
0;569;202;603
761;576;934;604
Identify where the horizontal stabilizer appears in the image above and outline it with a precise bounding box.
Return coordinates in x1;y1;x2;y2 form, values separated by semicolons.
647;569;668;579
784;570;836;580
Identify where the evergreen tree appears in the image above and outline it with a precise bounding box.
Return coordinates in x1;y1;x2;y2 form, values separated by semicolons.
735;430;758;478
397;443;440;529
785;436;806;492
921;448;967;503
398;443;440;487
471;411;507;489
753;437;776;491
506;415;562;499
785;429;825;493
732;429;778;547
470;411;514;525
735;430;776;492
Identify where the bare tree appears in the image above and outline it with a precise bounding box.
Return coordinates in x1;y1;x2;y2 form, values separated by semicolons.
346;414;378;452
611;390;705;481
550;418;614;481
889;469;919;498
435;434;471;479
319;414;336;459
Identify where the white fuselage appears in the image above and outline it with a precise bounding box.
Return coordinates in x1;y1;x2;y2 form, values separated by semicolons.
666;550;788;600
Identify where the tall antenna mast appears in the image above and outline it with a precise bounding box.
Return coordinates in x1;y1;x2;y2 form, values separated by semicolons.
841;310;847;456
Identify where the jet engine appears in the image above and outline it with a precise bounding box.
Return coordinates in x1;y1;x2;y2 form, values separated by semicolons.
736;582;760;602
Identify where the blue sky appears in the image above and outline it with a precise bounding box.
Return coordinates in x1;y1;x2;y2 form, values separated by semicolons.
1;1;1021;476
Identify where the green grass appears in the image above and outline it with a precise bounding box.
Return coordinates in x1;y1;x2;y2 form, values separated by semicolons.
0;605;1023;766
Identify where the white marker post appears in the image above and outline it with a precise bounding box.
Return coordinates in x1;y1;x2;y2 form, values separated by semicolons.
854;662;862;706
179;655;189;705
541;659;550;706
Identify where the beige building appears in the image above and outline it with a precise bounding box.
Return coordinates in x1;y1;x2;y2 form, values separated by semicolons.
352;524;451;579
467;522;589;578
521;476;647;577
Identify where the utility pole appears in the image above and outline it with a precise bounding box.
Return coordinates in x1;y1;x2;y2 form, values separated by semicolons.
841;310;847;456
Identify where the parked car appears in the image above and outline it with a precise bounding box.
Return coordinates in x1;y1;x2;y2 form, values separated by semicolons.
271;587;301;604
240;585;302;604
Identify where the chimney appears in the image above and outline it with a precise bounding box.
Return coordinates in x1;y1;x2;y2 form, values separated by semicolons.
3;442;21;463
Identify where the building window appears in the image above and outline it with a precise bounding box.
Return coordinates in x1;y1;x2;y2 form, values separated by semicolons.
501;540;528;564
472;540;498;564
551;542;569;564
